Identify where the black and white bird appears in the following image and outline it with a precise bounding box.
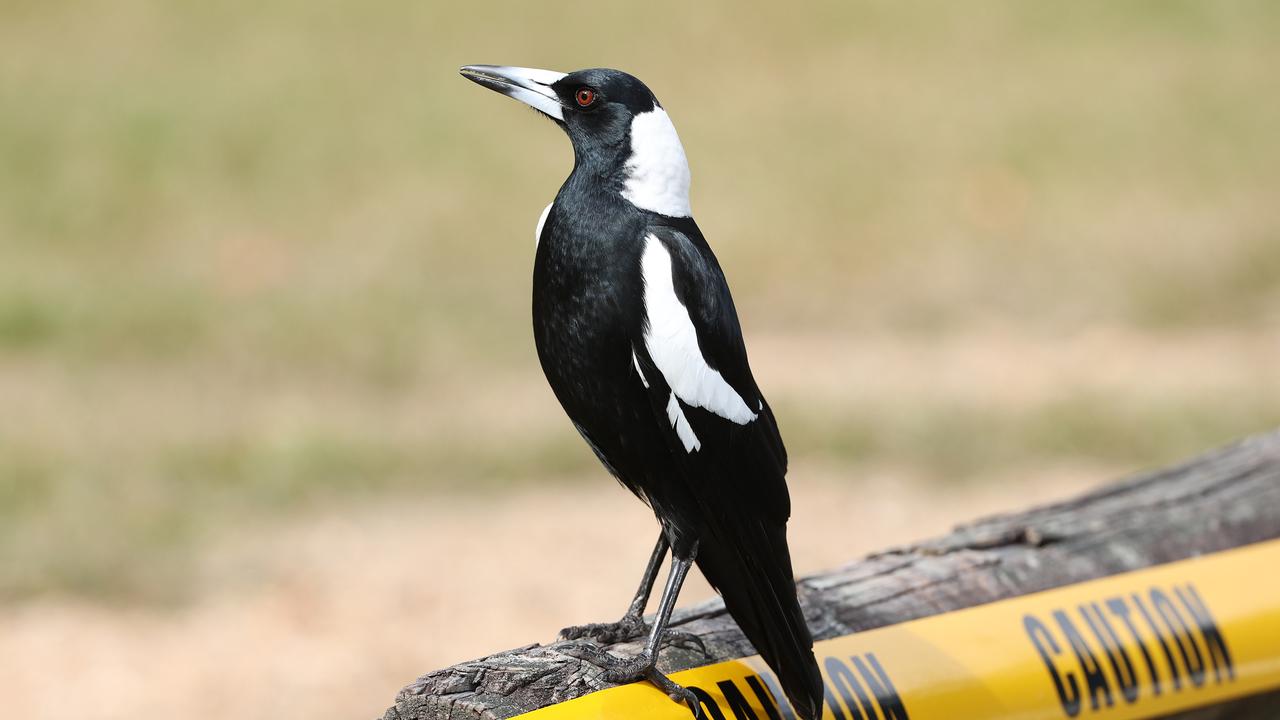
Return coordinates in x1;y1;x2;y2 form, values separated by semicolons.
459;65;823;719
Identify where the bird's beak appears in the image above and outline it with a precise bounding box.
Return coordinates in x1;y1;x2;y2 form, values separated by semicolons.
459;65;569;122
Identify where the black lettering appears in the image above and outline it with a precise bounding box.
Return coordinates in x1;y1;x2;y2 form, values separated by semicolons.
1026;614;1081;717
689;686;728;720
1133;592;1183;691
824;656;868;720
1107;596;1163;696
851;653;910;720
1176;584;1235;683
744;675;786;720
718;679;760;720
1054;609;1113;710
1151;588;1207;687
1081;602;1139;703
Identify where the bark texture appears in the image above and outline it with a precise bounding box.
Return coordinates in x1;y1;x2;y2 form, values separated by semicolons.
385;430;1280;720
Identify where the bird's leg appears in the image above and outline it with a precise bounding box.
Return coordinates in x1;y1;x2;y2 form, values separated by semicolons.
566;546;704;717
558;533;668;643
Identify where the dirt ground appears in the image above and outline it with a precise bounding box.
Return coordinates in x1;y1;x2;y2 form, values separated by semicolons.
0;464;1104;720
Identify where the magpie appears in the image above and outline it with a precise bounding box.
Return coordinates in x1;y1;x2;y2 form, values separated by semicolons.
459;65;823;719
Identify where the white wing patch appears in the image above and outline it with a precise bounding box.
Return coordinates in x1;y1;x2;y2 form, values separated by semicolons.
622;108;692;218
666;393;701;452
534;202;553;247
641;235;758;437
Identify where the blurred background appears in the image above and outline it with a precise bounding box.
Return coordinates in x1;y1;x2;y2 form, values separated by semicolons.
1;1;1278;718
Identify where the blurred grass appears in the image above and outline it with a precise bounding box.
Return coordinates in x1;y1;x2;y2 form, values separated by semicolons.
1;0;1278;601
787;391;1280;479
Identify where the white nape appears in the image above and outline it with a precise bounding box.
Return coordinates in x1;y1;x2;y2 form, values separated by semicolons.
641;235;757;429
666;393;701;452
622;108;692;218
534;202;553;247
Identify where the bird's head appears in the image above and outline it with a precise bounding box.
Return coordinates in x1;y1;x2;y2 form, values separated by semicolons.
460;65;691;217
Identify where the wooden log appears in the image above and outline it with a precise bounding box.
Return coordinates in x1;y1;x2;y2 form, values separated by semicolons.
384;430;1280;720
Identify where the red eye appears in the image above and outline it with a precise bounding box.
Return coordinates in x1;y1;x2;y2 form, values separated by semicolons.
575;88;596;107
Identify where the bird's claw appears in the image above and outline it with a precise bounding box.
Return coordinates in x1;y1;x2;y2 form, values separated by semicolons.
647;668;704;720
679;689;706;720
660;629;708;656
557;635;702;718
558;618;705;658
557;639;610;664
558;641;655;682
557;614;648;644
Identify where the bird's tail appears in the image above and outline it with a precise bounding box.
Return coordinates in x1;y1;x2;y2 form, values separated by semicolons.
696;520;823;720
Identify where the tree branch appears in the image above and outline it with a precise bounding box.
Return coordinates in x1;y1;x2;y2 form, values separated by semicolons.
384;430;1280;720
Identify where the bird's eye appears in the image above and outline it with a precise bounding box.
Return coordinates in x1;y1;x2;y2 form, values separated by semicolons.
575;88;597;107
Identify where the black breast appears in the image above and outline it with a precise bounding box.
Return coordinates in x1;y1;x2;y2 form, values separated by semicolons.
530;189;685;500
532;191;642;414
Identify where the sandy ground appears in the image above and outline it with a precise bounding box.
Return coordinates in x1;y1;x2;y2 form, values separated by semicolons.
0;463;1105;720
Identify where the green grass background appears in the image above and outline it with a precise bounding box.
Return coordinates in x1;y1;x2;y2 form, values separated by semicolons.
1;0;1278;601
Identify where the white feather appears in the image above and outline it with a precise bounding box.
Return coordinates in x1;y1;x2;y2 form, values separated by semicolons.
534;202;553;247
641;235;757;426
622;108;692;218
631;349;649;388
666;393;701;452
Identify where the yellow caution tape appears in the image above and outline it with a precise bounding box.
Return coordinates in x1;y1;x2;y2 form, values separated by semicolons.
520;539;1280;720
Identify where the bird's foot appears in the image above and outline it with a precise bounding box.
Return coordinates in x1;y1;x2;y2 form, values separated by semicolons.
647;667;705;720
559;643;703;719
558;617;706;656
559;641;656;682
557;613;648;644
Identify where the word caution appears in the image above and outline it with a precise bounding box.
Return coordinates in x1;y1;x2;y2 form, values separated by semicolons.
1024;582;1234;717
